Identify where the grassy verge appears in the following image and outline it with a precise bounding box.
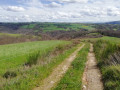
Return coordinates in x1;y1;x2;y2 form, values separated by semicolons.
82;36;120;44
0;41;78;90
94;40;120;90
54;43;90;90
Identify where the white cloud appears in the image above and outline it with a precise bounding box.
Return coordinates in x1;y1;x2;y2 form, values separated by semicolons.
15;17;19;21
5;6;25;12
25;0;43;7
50;0;88;3
0;7;2;10
23;15;30;18
107;8;120;16
46;2;62;7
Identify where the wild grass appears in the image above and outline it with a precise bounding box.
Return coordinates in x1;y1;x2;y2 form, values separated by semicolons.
26;51;40;66
94;39;120;90
26;43;72;67
54;43;90;90
0;40;79;90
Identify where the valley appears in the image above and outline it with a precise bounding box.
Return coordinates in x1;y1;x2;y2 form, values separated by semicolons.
0;23;120;90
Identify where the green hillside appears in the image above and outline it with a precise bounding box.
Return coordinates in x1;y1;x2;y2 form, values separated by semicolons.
20;23;95;32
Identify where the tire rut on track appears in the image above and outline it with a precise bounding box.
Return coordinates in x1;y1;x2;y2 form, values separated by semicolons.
82;44;103;90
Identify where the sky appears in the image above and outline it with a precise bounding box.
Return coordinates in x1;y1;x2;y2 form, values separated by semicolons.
0;0;120;22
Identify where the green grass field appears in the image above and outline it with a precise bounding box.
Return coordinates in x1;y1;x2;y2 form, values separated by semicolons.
20;23;95;32
0;33;21;37
0;40;81;90
54;43;90;90
21;24;36;29
0;41;70;75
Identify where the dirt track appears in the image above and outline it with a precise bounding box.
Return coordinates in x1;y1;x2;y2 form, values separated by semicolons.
82;44;103;90
34;44;85;90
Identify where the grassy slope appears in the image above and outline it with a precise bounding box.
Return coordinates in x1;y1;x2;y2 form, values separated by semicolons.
0;41;81;90
99;36;120;44
70;24;94;31
0;41;70;76
54;43;90;90
93;37;120;90
83;36;120;44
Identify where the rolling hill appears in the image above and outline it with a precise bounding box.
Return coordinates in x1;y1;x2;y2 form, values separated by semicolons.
105;21;120;24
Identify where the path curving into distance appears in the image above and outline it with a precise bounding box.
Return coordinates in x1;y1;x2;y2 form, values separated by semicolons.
82;44;103;90
34;44;85;90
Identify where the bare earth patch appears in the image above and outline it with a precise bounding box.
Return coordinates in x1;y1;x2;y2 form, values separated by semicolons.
34;44;85;90
82;44;103;90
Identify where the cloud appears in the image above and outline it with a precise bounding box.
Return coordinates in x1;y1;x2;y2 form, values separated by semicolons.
46;2;62;7
5;6;25;12
15;17;19;21
25;0;43;8
0;0;120;22
107;7;120;16
0;7;2;10
50;0;88;3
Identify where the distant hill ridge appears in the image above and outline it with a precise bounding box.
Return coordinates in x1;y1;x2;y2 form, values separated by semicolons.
105;21;120;24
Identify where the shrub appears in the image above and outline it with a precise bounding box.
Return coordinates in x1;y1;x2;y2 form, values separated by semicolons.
26;51;40;66
3;71;17;79
56;44;64;51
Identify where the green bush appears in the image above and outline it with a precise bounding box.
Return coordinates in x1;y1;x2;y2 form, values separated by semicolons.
3;71;17;79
